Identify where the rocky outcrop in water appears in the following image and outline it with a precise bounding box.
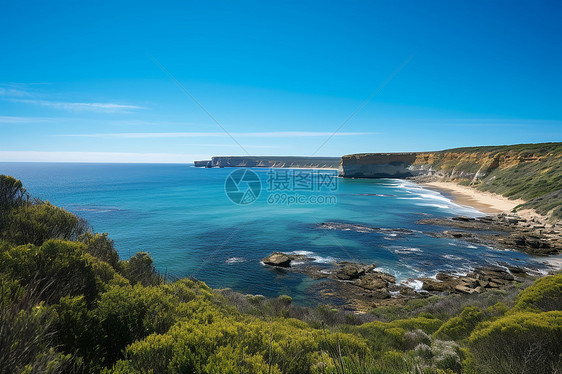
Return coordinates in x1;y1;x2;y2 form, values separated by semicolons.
261;252;312;267
419;266;524;295
319;222;416;236
419;213;562;255
260;251;540;312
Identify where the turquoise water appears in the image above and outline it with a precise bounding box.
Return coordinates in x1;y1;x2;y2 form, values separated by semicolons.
0;163;552;305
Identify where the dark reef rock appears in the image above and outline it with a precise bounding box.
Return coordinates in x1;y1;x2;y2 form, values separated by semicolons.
262;252;314;268
333;262;375;280
418;214;562;256
261;250;537;312
319;222;415;236
420;278;452;292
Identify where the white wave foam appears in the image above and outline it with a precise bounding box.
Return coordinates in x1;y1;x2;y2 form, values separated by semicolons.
529;254;562;272
225;257;246;264
442;254;464;261
374;267;399;278
402;279;424;291
288;250;336;264
392;247;423;254
396;180;482;215
415;203;450;209
290;250;315;256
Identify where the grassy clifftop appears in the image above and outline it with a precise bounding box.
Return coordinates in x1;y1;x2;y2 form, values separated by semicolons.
413;142;562;219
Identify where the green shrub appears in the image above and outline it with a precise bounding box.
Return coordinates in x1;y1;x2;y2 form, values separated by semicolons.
277;294;292;305
511;273;562;313
390;316;443;334
204;345;281;374
434;306;484;341
78;232;119;269
0;175;28;209
0;301;71;373
123;251;161;286
0;276;25;308
0;240;100;303
95;284;181;365
468;311;562;374
431;340;462;372
122;333;175;373
1;202;88;246
54;295;101;370
116;314;370;374
404;329;431;350
347;316;442;352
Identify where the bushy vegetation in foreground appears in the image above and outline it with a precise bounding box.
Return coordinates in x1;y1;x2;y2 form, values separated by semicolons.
1;175;561;373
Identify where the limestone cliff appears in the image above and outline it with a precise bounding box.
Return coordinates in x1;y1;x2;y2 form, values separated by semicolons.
195;156;340;169
193;160;212;167
341;143;562;219
338;153;420;178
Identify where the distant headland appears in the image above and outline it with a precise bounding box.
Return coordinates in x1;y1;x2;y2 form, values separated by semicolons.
194;156;341;169
196;142;562;221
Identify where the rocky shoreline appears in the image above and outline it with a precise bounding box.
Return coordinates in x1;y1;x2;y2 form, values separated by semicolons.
261;212;561;312
418;213;562;256
261;250;540;312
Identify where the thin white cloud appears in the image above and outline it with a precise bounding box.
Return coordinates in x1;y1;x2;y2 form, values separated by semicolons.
9;99;145;112
182;143;280;148
0;87;32;97
0;151;197;163
58;131;377;138
0;116;56;123
0;116;197;127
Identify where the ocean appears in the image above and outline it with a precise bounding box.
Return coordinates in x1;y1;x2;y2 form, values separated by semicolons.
0;162;555;306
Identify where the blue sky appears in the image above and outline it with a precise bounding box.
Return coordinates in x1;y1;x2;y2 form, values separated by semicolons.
1;1;561;163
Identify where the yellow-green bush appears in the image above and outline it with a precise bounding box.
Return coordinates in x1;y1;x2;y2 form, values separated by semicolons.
1;202;88;246
122;251;161;286
433;306;484;341
0;302;71;373
78;232;120;269
0;175;28;208
115;312;370;374
511;272;562;313
468;311;562;374
0;240;101;303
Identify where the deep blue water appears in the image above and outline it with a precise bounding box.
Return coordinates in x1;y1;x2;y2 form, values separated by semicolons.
0;163;555;305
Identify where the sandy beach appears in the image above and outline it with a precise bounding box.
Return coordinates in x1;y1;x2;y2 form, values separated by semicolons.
422;181;525;214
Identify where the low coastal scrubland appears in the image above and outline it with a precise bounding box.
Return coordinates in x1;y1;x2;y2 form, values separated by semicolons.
1;174;561;373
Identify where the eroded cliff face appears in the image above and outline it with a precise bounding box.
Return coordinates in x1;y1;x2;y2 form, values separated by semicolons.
340;143;562;220
193;160;212;167
338;153;420;178
410;149;558;182
340;144;561;182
